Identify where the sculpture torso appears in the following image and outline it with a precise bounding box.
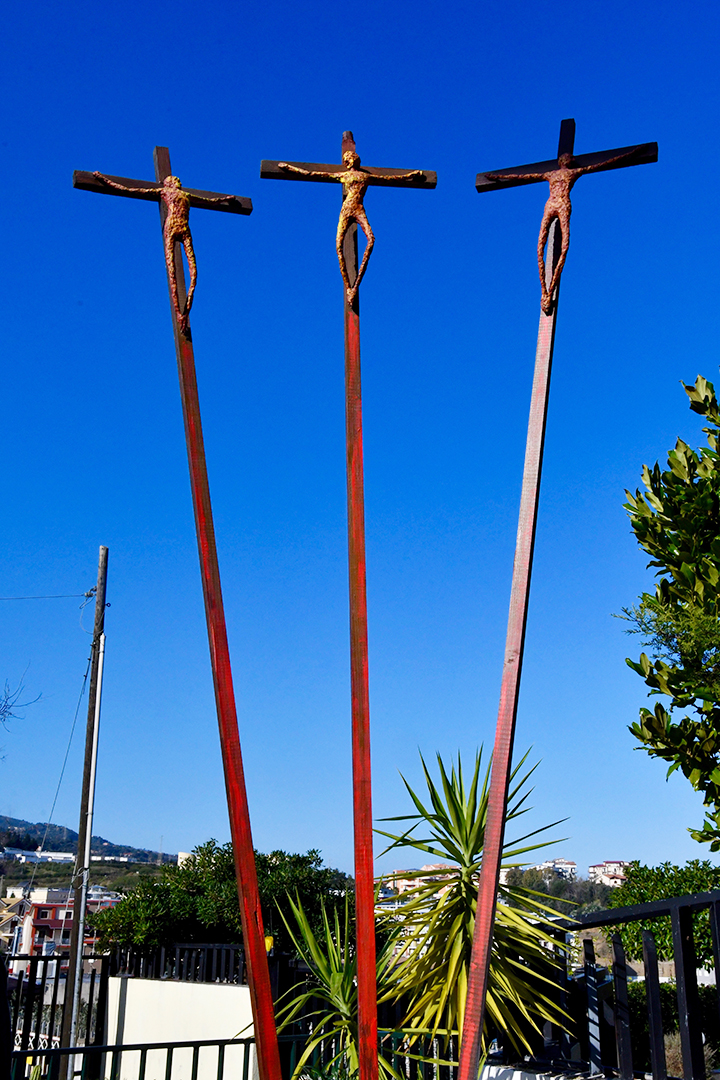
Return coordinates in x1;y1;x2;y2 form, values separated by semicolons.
545;167;580;215
162;182;192;239
339;169;370;213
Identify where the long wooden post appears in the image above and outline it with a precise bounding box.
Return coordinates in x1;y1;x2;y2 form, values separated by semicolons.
153;147;281;1080
61;545;108;1054
457;134;569;1080
341;131;378;1080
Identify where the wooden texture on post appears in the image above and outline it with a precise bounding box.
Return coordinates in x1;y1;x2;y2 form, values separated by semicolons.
341;132;378;1080
457;212;562;1080
458;119;657;1080
152;146;281;1080
260;131;435;1080
61;546;108;1055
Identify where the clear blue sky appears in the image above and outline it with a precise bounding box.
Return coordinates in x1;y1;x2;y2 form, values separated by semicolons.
1;0;718;878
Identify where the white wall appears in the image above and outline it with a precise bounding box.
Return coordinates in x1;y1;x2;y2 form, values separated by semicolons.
105;977;257;1080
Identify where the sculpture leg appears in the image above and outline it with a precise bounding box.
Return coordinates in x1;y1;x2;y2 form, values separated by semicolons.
348;209;375;303
336;212;353;298
183;234;198;320
537;210;553;314
165;232;183;324
545;208;570;308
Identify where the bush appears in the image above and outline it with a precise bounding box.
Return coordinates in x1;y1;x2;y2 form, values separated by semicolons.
626;982;718;1070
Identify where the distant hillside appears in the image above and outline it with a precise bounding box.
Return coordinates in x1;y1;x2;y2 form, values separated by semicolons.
0;815;176;864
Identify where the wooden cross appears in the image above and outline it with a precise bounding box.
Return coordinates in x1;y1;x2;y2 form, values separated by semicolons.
476;118;657;314
458;119;657;1080
261;132;436;1080
73;150;282;1080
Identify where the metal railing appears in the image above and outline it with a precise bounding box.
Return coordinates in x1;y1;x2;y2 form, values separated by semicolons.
4;890;719;1080
9;1036;255;1080
110;945;245;985
2;955;109;1055
557;887;720;1080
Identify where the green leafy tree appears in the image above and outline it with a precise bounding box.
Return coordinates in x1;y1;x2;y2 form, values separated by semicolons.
504;866;610;916
622;375;720;848
92;841;353;954
608;859;720;964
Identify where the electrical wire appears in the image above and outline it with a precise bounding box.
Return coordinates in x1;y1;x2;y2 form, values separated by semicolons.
27;658;92;893
0;594;91;601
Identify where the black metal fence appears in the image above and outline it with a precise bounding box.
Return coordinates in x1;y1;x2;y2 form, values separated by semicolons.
109;944;245;985
557;887;720;1080
3;889;720;1080
8;1036;255;1080
2;955;109;1055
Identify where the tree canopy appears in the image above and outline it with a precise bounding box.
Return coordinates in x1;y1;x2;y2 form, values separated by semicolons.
609;859;720;964
503;866;610;916
623;375;720;848
91;841;353;955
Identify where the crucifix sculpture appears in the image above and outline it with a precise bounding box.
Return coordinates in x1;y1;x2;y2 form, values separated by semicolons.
261;132;436;1080
457;120;657;1080
74;151;283;1080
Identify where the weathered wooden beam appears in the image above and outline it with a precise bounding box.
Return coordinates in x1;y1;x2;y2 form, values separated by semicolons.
260;159;436;188
73;171;253;214
476;141;658;192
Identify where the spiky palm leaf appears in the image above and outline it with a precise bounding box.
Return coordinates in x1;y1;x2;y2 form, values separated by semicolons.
376;749;572;1058
276;894;400;1080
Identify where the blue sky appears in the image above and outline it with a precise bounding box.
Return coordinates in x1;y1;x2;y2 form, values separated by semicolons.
1;0;719;877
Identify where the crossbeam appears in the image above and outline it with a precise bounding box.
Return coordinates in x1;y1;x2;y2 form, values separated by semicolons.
73;171;252;214
261;159;435;188
476;141;657;192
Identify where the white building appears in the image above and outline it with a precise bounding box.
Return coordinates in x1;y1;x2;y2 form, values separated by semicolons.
533;858;577;880
588;860;630;887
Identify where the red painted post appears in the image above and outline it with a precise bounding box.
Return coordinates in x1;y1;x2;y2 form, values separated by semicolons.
154;147;282;1080
342;199;379;1080
457;218;562;1080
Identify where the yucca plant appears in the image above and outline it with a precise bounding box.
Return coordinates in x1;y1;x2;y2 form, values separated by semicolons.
376;749;572;1060
275;894;400;1080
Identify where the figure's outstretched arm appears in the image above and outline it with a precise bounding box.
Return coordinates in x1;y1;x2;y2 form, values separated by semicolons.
277;162;338;180
582;147;641;174
93;171;159;194
369;168;427;184
485;169;548;182
202;192;237;203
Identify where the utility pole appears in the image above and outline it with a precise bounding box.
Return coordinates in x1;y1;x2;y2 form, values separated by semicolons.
61;546;108;1053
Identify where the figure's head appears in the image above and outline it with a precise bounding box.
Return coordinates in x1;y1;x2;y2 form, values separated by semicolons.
164;175;182;189
342;149;360;168
558;152;573;167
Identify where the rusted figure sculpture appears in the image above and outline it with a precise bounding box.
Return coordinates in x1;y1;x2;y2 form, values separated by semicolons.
93;172;233;331
276;148;424;303
484;142;655;314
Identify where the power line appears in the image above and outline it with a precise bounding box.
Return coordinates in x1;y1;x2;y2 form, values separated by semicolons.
27;658;92;892
0;593;92;601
